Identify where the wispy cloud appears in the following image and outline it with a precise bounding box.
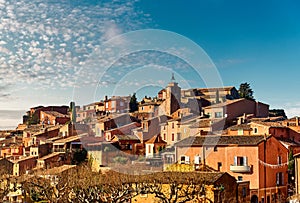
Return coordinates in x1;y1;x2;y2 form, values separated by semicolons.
282;102;300;118
0;0;152;93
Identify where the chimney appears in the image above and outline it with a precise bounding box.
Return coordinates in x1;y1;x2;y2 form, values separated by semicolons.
105;95;108;101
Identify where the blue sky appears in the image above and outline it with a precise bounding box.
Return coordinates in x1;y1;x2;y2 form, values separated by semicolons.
0;0;300;125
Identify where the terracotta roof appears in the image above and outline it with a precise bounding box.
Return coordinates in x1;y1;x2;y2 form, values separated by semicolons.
53;133;87;144
228;124;252;131
139;102;160;106
167;114;198;123
197;86;236;92
189;118;225;128
10;156;37;163
203;98;245;109
251;121;286;128
38;152;65;161
175;135;269;147
43;111;68;117
145;134;167;144
112;134;140;141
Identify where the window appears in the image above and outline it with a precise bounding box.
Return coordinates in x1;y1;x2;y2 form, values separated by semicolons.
242;187;247;197
172;123;175;129
276;172;284;186
238;176;243;181
171;133;175;141
111;101;116;108
148;145;151;154
163;133;166;140
215;112;222;118
234;156;248;166
214;146;218;152
238;129;243;135
180;155;190;164
218;162;222;171
277;156;282;165
194;156;201;164
253;128;258;134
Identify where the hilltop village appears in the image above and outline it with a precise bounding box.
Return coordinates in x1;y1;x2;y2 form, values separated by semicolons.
1;77;300;203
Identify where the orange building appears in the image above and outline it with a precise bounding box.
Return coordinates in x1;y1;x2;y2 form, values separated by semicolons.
40;110;70;125
203;98;269;125
104;95;130;113
174;135;288;203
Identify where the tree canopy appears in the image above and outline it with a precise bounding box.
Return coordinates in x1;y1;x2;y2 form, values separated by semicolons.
129;93;138;112
238;82;254;100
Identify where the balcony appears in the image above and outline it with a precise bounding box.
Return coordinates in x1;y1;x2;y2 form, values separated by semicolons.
230;165;251;173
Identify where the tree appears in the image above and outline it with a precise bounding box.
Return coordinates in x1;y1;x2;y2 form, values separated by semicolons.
269;109;287;119
238;82;254;100
72;148;88;165
129;93;138;112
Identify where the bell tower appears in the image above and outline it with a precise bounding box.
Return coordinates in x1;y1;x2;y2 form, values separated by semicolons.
165;73;181;116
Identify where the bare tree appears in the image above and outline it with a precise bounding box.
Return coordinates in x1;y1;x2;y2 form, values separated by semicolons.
134;172;207;203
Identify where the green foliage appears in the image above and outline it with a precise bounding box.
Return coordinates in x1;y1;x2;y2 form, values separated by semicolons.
30;189;43;202
70;101;76;123
129;93;138;112
72;148;88;165
137;155;145;161
288;150;295;172
269;109;287;119
238;82;254;100
28;114;39;125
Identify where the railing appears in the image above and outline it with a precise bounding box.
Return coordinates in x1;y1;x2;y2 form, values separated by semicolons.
230;165;251;173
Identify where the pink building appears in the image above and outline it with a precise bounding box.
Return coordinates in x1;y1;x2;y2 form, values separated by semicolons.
174;135;288;203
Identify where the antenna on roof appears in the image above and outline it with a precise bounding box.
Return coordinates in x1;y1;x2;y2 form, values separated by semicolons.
171;73;175;81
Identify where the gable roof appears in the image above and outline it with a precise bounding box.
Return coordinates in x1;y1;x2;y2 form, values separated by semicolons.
189;118;225;129
175;135;269;147
111;134;140;141
42;111;68;118
228;123;252;131
251;121;287;128
203;98;245;109
145;134;167;144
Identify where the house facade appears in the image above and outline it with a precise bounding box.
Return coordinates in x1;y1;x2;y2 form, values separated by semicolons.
174;135;288;203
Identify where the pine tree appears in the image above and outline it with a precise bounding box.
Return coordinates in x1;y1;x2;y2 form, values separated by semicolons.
238;82;254;100
129;93;138;112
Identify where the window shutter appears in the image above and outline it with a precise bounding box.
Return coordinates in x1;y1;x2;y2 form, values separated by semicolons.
186;156;190;164
281;172;284;185
243;156;248;166
234;156;237;166
194;156;200;164
276;173;279;185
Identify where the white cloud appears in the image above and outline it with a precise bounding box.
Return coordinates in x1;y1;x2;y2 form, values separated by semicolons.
0;0;152;94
